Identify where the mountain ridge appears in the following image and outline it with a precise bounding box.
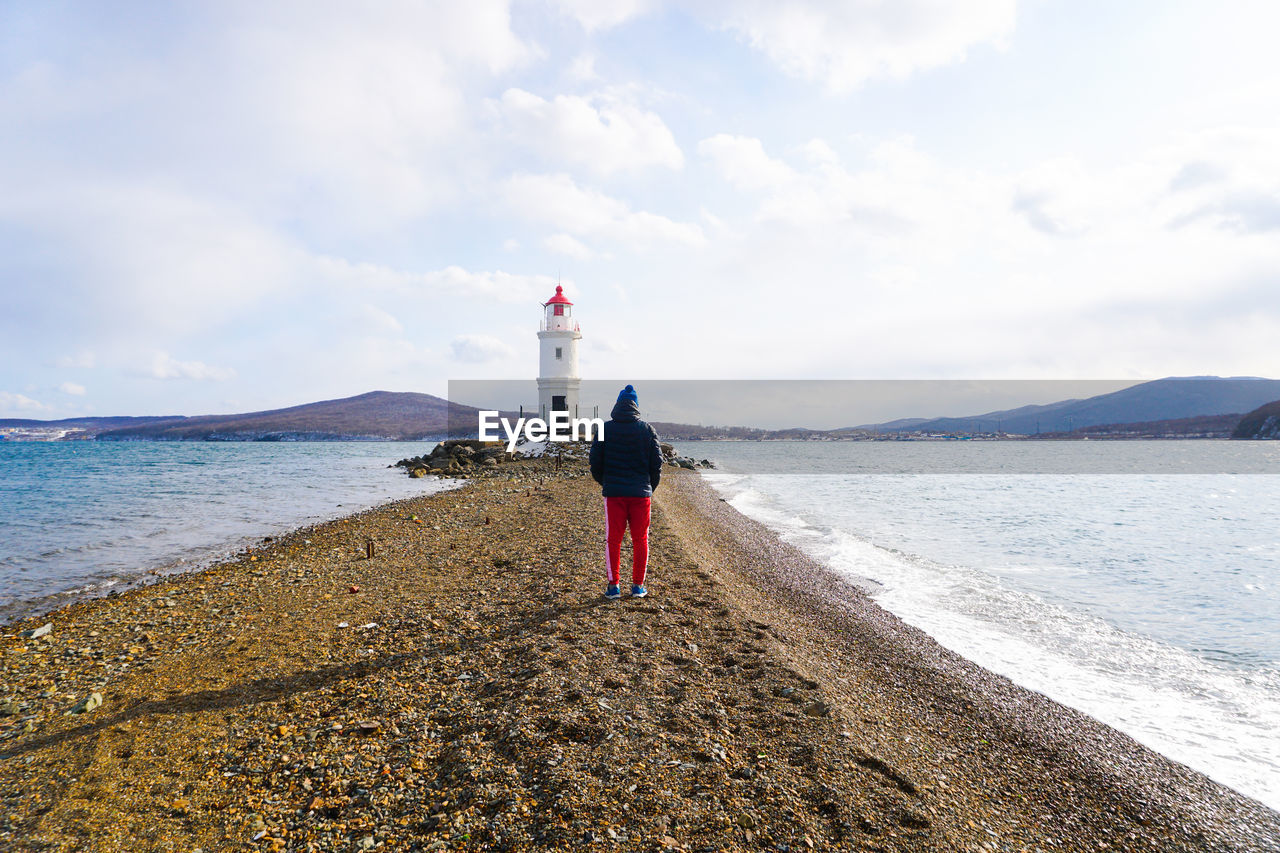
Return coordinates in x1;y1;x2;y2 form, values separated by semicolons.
859;377;1280;435
5;378;1277;441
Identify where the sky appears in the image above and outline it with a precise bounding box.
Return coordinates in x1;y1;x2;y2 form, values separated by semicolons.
3;0;1280;419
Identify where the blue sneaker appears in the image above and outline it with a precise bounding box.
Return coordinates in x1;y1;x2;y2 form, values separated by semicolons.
631;584;648;598
605;584;621;600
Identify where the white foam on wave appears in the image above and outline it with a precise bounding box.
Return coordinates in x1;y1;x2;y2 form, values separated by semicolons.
706;472;1280;811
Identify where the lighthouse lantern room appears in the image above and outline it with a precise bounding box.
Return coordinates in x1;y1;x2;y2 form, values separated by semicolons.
537;284;582;419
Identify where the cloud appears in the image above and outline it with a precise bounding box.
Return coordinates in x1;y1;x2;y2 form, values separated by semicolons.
505;173;705;246
1170;191;1280;234
703;0;1018;92
1009;159;1097;237
496;88;683;175
690;127;1280;376
587;337;628;354
545;233;593;258
567;53;600;83
697;135;797;192
356;304;405;335
450;334;516;363
149;352;236;381
222;1;537;221
1156;129;1280;235
0;2;536;234
698;134;918;231
550;0;660;31
1;181;306;338
1169;161;1228;192
58;381;86;396
0;392;49;414
54;351;96;369
316;258;560;305
1012;190;1073;236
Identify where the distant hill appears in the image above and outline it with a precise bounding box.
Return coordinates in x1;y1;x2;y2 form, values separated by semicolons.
874;377;1280;435
1038;412;1242;439
650;422;841;441
93;391;471;441
1232;399;1280;439
8;379;1277;443
0;415;178;430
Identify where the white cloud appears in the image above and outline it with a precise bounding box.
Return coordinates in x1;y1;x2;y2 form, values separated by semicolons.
5;2;1280;401
0;392;50;414
356;304;405;335
496;87;683;175
703;0;1018;92
698;133;921;231
505;173;705;247
587;337;628;354
1010;159;1097;237
1;181;305;337
58;381;87;396
0;2;537;236
450;334;516;363
149;352;236;382
54;351;96;369
550;0;659;31
687;126;1280;379
1158;128;1280;235
316;258;560;305
545;233;593;258
567;53;600;83
218;1;537;220
697;134;797;192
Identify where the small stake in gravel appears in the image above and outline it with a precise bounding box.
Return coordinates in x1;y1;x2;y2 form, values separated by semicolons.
365;539;375;559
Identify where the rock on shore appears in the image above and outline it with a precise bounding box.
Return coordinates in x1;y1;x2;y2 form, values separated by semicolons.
395;439;513;478
396;439;713;480
0;454;1276;852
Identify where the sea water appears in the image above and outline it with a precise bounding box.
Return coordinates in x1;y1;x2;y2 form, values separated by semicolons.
672;440;1280;811
0;441;452;622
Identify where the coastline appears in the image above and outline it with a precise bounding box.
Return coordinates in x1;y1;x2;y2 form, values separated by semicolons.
1;457;1276;851
0;481;462;630
0;440;454;627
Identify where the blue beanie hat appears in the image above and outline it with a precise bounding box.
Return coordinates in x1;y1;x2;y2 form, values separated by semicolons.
617;384;638;404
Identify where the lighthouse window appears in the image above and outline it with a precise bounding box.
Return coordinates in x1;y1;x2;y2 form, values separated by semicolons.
555;347;563;359
553;304;564;316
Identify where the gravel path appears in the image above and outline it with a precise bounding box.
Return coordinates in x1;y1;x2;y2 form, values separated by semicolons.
0;457;1276;852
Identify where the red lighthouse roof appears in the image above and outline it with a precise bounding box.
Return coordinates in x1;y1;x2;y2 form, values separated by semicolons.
543;284;573;306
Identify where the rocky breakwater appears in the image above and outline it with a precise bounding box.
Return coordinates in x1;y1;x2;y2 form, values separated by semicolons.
397;440;713;479
660;443;715;471
394;440;512;478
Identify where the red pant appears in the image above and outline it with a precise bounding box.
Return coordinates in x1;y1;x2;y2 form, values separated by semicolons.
604;496;651;586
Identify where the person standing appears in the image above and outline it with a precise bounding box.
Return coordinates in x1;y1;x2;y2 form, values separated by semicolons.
589;384;663;599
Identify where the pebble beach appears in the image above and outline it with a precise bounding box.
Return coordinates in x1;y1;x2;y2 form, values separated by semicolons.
1;455;1277;852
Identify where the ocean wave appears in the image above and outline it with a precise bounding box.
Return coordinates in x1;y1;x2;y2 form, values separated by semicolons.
706;470;1280;811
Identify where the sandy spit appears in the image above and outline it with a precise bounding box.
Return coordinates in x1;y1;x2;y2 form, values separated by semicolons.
0;456;1276;852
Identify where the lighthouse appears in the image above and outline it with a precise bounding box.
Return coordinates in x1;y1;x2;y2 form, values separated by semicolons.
537;284;582;419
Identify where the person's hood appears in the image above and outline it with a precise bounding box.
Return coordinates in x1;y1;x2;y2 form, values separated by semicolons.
610;398;641;422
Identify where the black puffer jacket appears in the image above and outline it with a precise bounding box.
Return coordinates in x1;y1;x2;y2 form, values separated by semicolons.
589;399;663;497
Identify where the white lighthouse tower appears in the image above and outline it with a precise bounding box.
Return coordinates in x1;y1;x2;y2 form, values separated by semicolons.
537;284;582;419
